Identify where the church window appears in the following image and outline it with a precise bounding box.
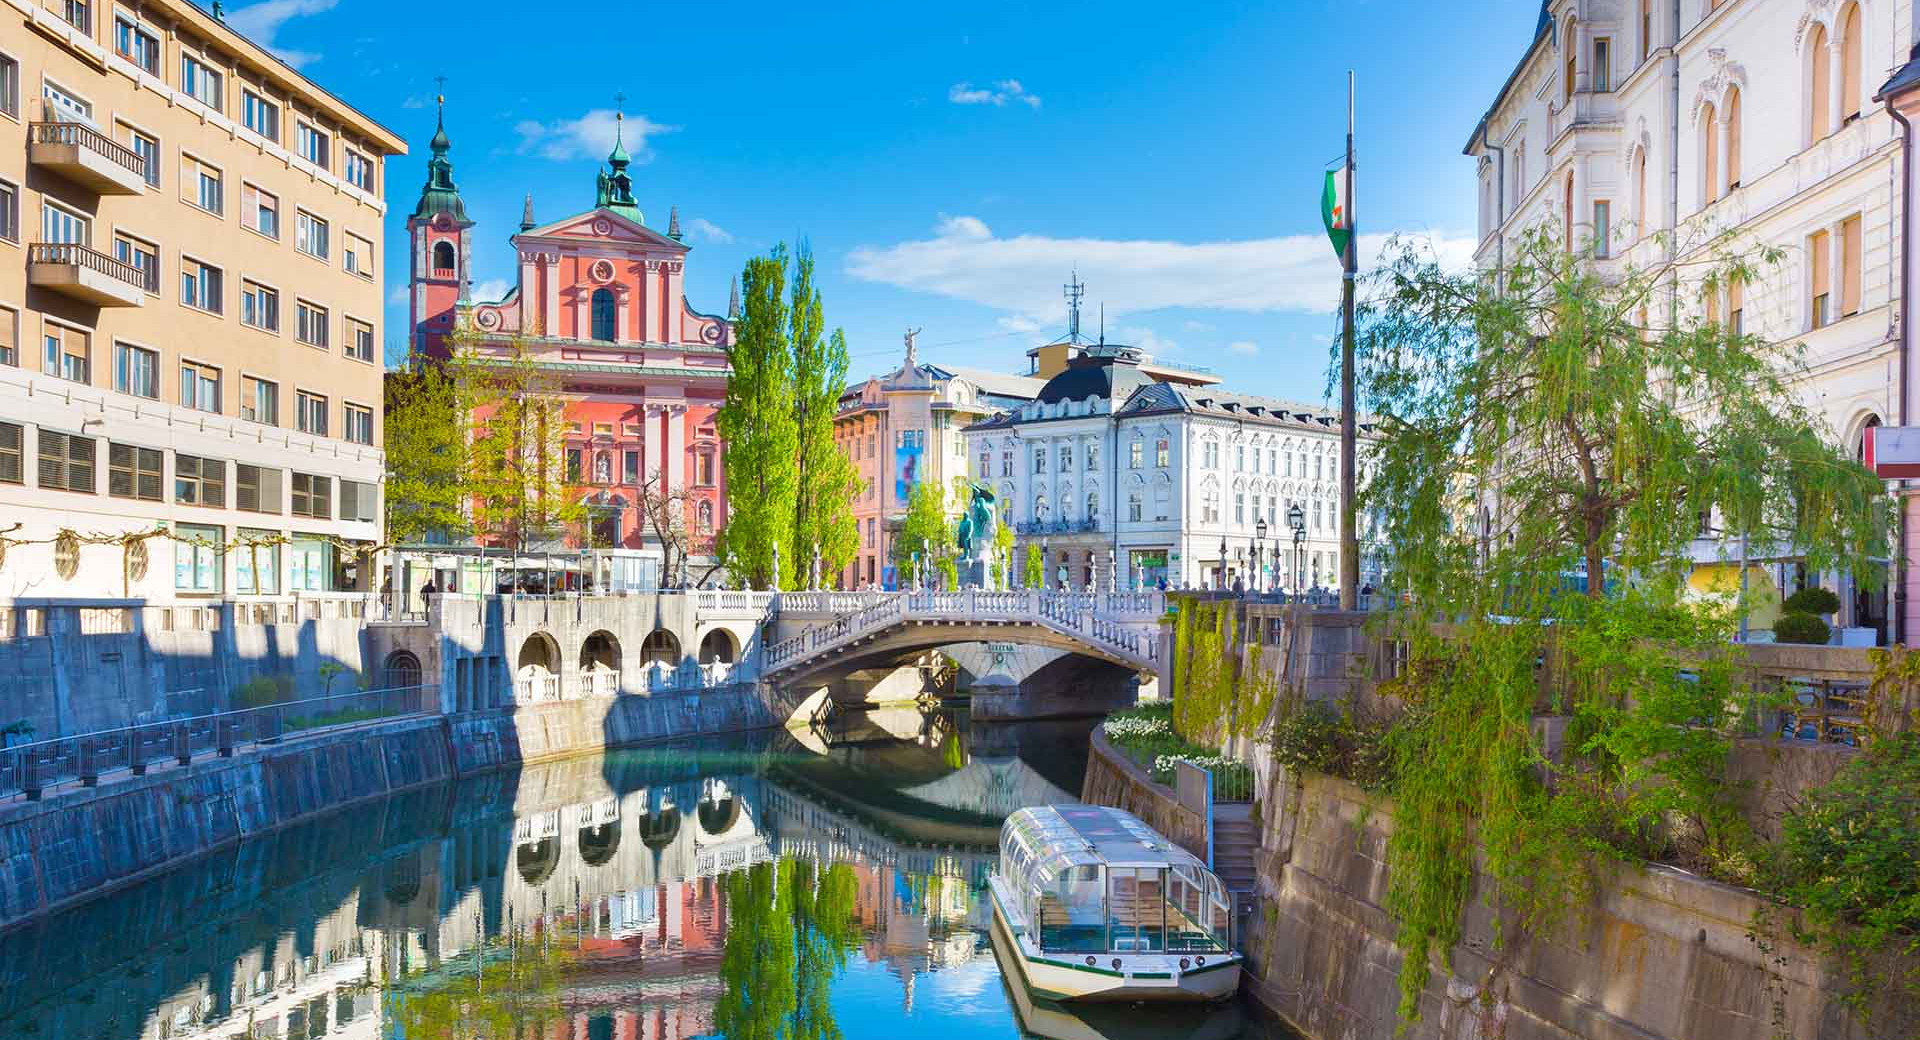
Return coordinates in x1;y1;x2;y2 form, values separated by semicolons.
591;288;616;342
432;241;455;276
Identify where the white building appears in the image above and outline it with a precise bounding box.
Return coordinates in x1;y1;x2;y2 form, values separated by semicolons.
963;347;1380;591
1467;0;1916;641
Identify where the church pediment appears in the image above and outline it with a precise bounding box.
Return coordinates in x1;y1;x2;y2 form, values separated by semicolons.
515;208;689;252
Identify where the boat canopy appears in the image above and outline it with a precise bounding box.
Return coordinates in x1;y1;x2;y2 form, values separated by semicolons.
1002;805;1211;883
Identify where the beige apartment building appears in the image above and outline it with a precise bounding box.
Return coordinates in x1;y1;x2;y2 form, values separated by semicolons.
0;0;404;609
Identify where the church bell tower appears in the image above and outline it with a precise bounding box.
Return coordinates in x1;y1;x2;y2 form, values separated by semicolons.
406;94;474;360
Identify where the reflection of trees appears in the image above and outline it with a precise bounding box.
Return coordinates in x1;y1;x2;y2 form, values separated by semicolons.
716;857;861;1040
385;930;574;1039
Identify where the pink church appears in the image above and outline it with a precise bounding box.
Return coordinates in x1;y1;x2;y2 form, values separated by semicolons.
406;103;732;580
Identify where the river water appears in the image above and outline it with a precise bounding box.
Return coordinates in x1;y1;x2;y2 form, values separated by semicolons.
0;707;1297;1040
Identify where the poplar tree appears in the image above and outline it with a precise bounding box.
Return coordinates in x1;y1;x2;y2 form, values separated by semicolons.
892;479;952;574
383;357;469;544
787;246;861;583
718;247;799;588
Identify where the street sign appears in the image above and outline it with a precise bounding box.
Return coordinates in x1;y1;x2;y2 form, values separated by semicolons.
1865;425;1920;478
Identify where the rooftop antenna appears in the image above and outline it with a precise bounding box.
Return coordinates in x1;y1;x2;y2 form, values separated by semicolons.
1063;270;1085;343
1099;302;1105;346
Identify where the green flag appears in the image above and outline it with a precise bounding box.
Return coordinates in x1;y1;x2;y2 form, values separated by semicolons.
1322;166;1351;259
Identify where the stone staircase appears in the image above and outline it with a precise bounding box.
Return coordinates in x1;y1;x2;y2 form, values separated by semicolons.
1211;801;1259;901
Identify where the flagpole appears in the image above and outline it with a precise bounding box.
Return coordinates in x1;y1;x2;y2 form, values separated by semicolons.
1339;70;1360;610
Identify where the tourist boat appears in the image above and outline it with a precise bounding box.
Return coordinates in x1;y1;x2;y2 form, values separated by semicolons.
988;804;1242;1003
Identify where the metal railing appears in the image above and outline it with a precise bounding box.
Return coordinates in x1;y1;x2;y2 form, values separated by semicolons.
27;240;149;290
764;589;1164;672
1015;518;1103;535
0;685;436;801
31;120;150;181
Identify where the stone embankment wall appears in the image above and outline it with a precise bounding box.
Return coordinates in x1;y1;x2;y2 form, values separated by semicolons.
1081;728;1208;861
1083;736;1870;1040
0;684;784;930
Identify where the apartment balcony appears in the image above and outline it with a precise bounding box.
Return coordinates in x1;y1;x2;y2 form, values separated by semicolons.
28;243;147;307
28;122;149;196
1016;517;1103;536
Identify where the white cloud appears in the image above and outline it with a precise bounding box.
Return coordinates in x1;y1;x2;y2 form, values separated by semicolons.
401;95;430;110
686;217;733;244
948;79;1041;109
513;109;677;162
1183;319;1217;333
225;0;338;69
997;314;1044;334
1116;325;1177;354
470;278;512;303
847;215;1475;321
1228;340;1260;356
387;283;409;305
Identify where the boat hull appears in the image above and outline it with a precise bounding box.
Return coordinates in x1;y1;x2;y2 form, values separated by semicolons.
987;877;1241;1004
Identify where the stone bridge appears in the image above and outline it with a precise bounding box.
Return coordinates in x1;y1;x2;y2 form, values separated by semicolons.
764;590;1164;709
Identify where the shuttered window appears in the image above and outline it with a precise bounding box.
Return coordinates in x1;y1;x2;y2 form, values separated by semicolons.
175;454;225;508
0;421;21;484
38;429;95;493
109;443;163;501
236;464;283;513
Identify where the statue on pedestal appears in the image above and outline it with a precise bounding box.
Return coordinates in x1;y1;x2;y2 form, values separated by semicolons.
954;481;999;589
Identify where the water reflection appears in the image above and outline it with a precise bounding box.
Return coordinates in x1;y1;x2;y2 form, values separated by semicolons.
0;708;1290;1040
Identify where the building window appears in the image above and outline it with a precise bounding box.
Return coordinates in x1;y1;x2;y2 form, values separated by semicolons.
1129;441;1142;469
1810;23;1831;141
182;55;222;109
1236;444;1245;471
340;480;376;522
41;201;87;245
181;258;222;314
179;360;221;413
1156;438;1169;467
698;452;716;486
1235;492;1245;524
432;240;456;275
1729;277;1744;336
1001;450;1012;477
236;529;279;594
296;301;329;348
565;448;582;483
174;524;223;593
242;281;280;332
122;127;159;188
38;429;95;493
108;443;163;501
41;80;90;123
0;305;14;366
182;155;222;214
43;324;89;384
1127;492;1142;522
296;390;328;436
978;448;991;476
175;454;224;507
343;149;374;192
113;16;160;74
109;234;158;293
0;54;15;118
1726;88;1743;188
1810;228;1832;328
1639;0;1653;63
243;184;279;238
1592;38;1611;92
290;473;331;519
236;464;282;513
1840;214;1862;318
296;122;330;169
242;90;279;141
0;179;16;242
1563;17;1577;101
1592;200;1610;258
296;210;329;260
114;342;158;399
1840;3;1862;125
345;404;373;445
242;376;278;425
624;450;640;484
591;287;616;341
1060;444;1072;471
344;233;372;277
60;0;91;34
286;537;331;590
342;318;374;363
1033;447;1045;474
0;421;20;484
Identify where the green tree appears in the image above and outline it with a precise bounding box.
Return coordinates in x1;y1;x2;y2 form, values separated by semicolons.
1350;225;1891;1022
715;860;798;1040
449;335;585;551
717;247;799;588
1022;542;1043;589
893;479;952;576
787;246;862;585
992;519;1015;587
383;357;469;544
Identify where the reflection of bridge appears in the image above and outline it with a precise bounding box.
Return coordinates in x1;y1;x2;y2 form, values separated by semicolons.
765;590;1164;685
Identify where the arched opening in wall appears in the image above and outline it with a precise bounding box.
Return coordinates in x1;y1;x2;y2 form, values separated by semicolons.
698;628;737;665
515;837;559;886
581;630;621;672
697;782;741;838
1854;413;1882;463
517;633;559;673
383;650;422;690
639;806;681;851
641;628;681;666
432;240;455;275
383;856;422;906
578;820;621;867
591;287;616;342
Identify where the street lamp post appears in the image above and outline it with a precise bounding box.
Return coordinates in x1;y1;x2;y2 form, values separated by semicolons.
1217;536;1229;592
1288;502;1306;598
1255;517;1268;595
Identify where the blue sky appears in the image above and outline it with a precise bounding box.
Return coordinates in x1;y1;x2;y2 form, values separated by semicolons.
222;0;1542;402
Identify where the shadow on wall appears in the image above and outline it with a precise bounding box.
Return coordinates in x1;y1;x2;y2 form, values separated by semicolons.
0;599;376;740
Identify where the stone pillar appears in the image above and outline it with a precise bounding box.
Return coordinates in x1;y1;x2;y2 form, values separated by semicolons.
667;405;687;492
643;260;662;344
542;255;561;337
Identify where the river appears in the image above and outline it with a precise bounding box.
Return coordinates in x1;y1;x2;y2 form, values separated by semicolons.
0;706;1297;1040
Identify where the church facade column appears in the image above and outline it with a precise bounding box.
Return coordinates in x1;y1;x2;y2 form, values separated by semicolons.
643;260;662;345
667;404;687;492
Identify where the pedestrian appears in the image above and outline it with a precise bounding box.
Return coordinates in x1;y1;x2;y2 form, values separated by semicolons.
418;578;437;613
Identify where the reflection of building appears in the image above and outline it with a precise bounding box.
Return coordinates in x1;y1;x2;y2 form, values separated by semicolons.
0;0;404;603
407;104;731;577
836;331;1044;587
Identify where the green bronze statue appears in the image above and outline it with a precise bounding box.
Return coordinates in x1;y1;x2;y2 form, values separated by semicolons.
955;481;998;559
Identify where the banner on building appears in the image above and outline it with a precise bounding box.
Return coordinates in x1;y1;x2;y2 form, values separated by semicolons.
894;429;926;503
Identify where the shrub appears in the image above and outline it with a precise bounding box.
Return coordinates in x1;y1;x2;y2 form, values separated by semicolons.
1783;587;1842;616
1772;612;1831;645
235;674;293;709
1263;700;1397;792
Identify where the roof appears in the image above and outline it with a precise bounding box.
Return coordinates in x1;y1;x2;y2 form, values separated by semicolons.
1119;385;1376;430
1036;353;1155;404
1462;0;1555;155
926;364;1047;401
1002;805;1209;880
1876;44;1920;101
